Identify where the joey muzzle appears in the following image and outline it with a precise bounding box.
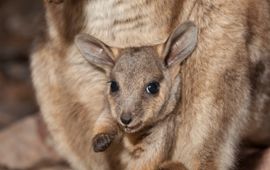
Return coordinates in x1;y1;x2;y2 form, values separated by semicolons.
120;112;133;125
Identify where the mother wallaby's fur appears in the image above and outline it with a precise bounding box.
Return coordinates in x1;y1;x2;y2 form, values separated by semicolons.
31;0;270;170
75;21;197;170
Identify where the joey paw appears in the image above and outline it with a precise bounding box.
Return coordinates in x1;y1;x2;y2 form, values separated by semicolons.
92;133;115;152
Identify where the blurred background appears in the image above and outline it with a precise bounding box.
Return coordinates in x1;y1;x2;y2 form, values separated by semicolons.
0;1;70;169
0;1;269;170
0;0;40;129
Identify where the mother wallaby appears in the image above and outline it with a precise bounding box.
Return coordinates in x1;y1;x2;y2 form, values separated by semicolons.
31;0;270;169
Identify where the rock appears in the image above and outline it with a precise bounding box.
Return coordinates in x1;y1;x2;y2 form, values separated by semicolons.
0;0;42;129
0;115;71;169
0;0;44;59
0;69;38;129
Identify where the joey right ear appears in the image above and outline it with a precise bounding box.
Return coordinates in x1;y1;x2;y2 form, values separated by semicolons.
162;21;198;67
75;33;115;71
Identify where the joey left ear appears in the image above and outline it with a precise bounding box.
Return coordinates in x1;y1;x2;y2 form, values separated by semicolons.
162;21;198;67
75;33;115;71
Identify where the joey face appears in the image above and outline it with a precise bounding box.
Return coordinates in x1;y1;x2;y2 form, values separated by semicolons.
107;48;174;133
75;21;198;133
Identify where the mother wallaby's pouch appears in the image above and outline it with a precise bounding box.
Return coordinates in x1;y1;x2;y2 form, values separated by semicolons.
32;0;270;170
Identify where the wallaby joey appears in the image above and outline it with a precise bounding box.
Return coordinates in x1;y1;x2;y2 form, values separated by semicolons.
75;21;197;170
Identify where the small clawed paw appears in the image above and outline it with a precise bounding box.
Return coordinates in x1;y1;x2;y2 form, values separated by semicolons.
92;133;115;152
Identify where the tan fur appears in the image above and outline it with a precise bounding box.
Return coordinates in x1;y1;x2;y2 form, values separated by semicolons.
31;0;270;170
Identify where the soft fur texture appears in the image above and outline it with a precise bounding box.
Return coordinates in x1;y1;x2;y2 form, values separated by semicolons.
31;0;270;170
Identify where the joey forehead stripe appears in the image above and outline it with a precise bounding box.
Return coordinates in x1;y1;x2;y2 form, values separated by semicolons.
114;48;162;73
112;48;163;80
109;47;164;94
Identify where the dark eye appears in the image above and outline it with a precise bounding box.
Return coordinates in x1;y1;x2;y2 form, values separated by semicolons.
146;81;160;95
110;80;119;93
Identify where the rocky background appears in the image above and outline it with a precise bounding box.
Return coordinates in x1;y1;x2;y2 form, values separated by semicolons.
0;1;269;170
0;1;70;170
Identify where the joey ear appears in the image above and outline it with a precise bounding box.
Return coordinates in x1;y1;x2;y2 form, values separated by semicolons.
75;33;115;70
163;21;198;67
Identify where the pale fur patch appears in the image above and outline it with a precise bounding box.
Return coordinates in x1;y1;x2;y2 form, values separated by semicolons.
172;95;215;169
84;0;169;48
217;91;250;170
31;47;90;170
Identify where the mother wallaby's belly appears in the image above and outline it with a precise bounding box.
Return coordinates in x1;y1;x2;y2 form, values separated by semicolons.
84;0;177;48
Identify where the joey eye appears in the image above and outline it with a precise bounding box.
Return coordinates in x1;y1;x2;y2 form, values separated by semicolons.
146;81;160;95
110;80;119;93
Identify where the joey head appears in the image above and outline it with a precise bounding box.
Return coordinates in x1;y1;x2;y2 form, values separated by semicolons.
75;21;198;159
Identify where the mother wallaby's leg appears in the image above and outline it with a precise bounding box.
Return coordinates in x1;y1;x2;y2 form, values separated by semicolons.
31;42;115;170
31;1;121;169
172;1;252;169
175;48;251;170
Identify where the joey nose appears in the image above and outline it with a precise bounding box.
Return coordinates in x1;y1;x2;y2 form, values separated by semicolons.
120;113;132;125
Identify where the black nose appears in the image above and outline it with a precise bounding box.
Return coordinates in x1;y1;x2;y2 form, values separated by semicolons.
120;113;132;125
